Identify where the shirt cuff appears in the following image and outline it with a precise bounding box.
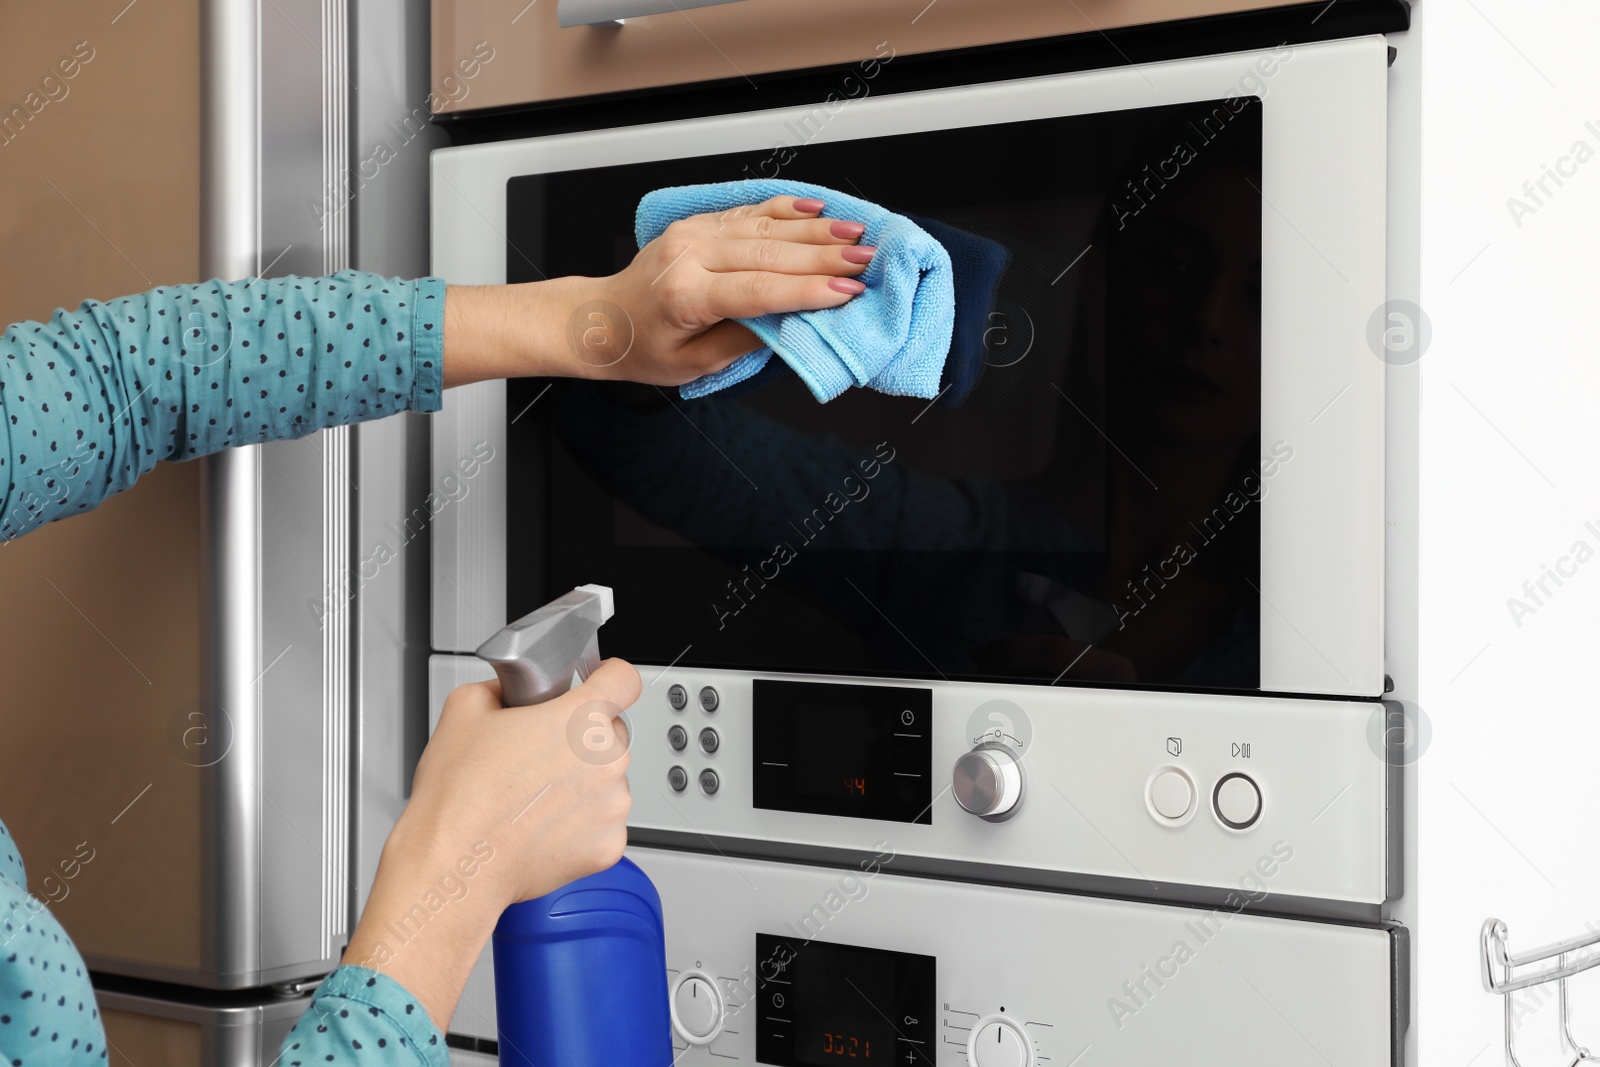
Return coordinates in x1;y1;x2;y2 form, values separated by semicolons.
313;965;449;1066
408;276;446;414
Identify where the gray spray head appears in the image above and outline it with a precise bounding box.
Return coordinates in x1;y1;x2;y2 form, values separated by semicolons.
474;584;615;708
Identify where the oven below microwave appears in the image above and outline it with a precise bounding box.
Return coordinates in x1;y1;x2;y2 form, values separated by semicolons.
429;37;1387;699
438;845;1405;1064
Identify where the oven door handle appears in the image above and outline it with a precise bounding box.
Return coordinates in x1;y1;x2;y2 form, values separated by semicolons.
559;0;745;26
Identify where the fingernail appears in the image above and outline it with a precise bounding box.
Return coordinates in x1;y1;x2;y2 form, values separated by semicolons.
829;277;866;295
793;198;826;213
830;220;867;239
840;245;876;265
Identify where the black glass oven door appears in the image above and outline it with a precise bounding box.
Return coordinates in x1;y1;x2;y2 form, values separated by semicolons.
504;98;1263;691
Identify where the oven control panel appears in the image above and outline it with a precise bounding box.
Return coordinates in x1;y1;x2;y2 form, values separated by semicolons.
429;659;1393;907
434;845;1401;1056
637;846;1397;1066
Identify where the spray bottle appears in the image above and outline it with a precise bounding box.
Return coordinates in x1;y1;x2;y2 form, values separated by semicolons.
474;584;674;1067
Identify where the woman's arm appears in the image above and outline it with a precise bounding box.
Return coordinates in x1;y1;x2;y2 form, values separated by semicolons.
0;194;870;543
278;660;640;1063
0;270;444;541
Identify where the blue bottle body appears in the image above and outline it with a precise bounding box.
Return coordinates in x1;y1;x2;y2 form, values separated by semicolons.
492;857;674;1067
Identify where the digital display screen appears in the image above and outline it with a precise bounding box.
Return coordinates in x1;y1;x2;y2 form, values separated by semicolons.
756;935;936;1066
753;680;933;824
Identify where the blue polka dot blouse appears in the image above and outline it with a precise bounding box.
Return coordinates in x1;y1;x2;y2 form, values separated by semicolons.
0;271;450;1064
0;270;445;541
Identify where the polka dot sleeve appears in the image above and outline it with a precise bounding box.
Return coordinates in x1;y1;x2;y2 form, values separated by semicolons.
0;270;446;542
0;817;450;1067
0;819;110;1067
276;966;448;1067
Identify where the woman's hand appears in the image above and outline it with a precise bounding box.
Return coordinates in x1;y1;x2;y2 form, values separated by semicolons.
442;196;873;388
575;194;873;385
341;660;641;1029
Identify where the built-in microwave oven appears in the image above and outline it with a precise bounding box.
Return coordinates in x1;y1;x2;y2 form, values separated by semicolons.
426;37;1394;914
430;36;1386;701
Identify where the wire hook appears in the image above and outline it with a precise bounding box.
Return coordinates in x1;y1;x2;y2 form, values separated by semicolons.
1483;918;1600;1067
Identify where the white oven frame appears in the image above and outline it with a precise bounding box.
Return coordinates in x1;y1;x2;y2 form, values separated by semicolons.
428;35;1388;698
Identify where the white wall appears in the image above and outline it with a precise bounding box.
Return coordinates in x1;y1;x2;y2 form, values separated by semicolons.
1417;0;1600;1061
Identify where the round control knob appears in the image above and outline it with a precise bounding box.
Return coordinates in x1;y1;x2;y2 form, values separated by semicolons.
968;1015;1031;1067
671;973;724;1045
953;746;1024;820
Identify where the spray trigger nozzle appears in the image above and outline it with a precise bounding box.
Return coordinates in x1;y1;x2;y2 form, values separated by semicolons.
475;584;614;708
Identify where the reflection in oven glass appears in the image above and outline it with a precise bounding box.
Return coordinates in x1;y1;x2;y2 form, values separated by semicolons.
505;98;1265;690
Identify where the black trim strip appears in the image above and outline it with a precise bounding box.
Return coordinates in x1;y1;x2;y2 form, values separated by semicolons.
447;1032;501;1056
435;0;1408;144
87;969;314;1008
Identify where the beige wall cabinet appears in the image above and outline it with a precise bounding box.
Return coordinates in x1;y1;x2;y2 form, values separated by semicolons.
432;0;1302;114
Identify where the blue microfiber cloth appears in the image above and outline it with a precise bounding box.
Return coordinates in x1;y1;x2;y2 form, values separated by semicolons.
694;213;1013;409
634;180;955;403
905;213;1012;407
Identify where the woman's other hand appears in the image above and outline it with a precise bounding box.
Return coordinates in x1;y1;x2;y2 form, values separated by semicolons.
402;658;638;906
442;196;873;388
341;659;640;1028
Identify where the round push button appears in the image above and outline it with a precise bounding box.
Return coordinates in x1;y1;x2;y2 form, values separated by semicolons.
667;765;689;792
1214;772;1262;830
699;727;720;754
699;768;720;796
1149;769;1196;821
698;686;720;713
668;725;688;752
667;684;688;711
